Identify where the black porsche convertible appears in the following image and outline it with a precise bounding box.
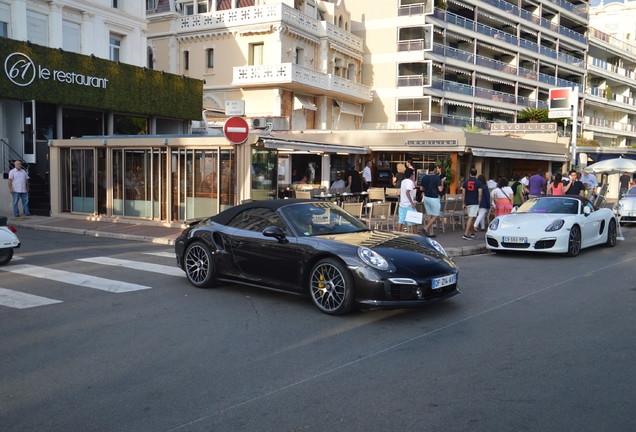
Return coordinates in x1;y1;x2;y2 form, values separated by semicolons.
175;199;459;315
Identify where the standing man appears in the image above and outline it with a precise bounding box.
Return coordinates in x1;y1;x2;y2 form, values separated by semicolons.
581;168;599;201
563;170;585;196
8;160;31;217
619;171;631;198
419;165;444;238
362;160;373;191
528;168;546;198
346;163;363;193
461;168;482;240
397;167;417;234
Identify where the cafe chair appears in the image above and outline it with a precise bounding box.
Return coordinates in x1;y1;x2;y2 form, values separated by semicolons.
341;202;363;218
295;190;312;199
364;201;393;231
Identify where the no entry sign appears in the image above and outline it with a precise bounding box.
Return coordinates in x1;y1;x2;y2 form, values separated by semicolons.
223;116;249;144
223;117;250;144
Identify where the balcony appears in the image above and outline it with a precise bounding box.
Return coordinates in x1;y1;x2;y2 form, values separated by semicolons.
233;63;372;102
180;3;363;54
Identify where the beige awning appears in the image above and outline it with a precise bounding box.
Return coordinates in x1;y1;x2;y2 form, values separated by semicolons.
471;147;568;162
294;96;317;111
335;101;364;116
262;138;367;154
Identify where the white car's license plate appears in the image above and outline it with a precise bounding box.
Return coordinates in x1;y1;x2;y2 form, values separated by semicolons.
503;236;528;243
432;274;456;290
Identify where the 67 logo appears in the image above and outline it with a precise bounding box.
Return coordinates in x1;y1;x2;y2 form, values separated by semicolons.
4;52;36;87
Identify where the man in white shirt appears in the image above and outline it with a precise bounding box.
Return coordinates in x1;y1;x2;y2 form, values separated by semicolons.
581;169;599;201
362;160;373;190
330;172;346;190
8;160;31;217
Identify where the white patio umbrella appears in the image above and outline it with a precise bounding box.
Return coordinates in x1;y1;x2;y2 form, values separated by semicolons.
584;157;636;174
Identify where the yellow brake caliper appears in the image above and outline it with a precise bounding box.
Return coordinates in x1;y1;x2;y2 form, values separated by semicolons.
317;271;326;297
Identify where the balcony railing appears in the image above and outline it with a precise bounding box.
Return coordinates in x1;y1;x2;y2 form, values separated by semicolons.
397;75;428;87
589;56;636;81
232;63;372;101
436;9;587;58
396;111;422;122
180;3;363;53
478;0;587;26
585;116;636;133
432;43;582;91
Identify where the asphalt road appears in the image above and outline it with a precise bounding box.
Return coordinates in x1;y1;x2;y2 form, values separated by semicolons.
1;226;635;432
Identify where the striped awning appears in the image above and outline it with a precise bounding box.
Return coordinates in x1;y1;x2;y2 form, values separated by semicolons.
445;99;472;108
476;74;514;85
474;105;515;114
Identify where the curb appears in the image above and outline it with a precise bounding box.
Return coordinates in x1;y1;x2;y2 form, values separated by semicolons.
10;223;177;246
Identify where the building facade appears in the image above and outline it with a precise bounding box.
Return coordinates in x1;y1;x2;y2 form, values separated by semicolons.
0;0;202;217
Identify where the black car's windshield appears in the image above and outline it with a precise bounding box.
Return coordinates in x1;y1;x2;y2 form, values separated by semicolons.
516;197;579;215
282;202;369;236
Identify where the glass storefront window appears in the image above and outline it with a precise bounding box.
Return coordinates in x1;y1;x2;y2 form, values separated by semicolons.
251;149;277;200
71;149;95;213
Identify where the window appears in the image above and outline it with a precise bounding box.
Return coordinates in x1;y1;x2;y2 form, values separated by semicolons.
207;48;214;68
249;43;264;66
112;0;120;8
146;0;157;10
109;34;122;62
0;2;9;38
184;50;189;71
147;47;154;69
294;47;304;66
63;20;81;53
396;97;431;122
227;208;284;233
27;10;48;46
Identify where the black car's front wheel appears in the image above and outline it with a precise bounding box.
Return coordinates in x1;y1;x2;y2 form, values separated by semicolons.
184;242;216;288
566;225;581;257
309;258;355;315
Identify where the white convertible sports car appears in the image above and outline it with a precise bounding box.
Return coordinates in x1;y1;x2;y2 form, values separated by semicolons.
486;196;618;256
616;186;636;224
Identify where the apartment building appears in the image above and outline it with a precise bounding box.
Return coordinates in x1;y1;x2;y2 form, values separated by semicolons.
0;0;201;218
344;0;585;180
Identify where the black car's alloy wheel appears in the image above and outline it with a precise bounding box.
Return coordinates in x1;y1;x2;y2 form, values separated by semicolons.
566;225;581;257
309;258;354;315
0;248;13;266
184;242;216;288
606;219;617;247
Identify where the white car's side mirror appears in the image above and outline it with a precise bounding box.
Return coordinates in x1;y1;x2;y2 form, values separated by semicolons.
583;206;591;216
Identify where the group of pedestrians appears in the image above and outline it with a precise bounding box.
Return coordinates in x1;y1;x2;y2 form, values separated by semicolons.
396;164;445;238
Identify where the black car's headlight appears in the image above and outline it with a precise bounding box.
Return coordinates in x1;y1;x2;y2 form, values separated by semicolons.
545;219;565;232
489;218;500;231
358;247;389;271
427;238;449;257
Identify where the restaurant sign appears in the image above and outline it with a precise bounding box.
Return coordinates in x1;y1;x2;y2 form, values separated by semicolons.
490;123;557;132
406;139;458;146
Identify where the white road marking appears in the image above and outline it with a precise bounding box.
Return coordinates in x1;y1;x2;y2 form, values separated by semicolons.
77;257;184;277
0;287;62;309
144;252;175;259
0;264;151;293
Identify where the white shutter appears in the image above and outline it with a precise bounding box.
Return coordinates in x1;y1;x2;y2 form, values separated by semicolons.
63;20;81;52
27;10;48;46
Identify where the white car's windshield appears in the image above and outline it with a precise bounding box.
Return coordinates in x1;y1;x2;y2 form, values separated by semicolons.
625;186;636;197
516;197;579;215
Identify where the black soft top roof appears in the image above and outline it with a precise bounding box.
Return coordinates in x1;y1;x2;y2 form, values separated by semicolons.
210;199;314;225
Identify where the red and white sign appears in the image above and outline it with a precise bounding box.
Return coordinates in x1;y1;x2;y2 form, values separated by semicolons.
223;116;249;144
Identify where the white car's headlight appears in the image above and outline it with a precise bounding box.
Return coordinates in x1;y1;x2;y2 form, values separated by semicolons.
358;247;389;271
545;219;565;232
489;218;500;231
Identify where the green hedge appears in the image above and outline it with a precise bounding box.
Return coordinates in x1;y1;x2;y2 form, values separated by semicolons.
0;38;202;120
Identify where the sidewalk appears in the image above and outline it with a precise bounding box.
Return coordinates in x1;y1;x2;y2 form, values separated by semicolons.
6;215;488;257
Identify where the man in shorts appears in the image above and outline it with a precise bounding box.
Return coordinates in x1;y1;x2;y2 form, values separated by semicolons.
462;168;482;240
419;165;443;238
397;167;418;233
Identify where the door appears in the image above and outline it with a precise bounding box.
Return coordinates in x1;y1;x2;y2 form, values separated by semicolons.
22;100;36;163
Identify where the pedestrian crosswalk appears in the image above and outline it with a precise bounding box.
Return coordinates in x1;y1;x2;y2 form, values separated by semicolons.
0;250;183;310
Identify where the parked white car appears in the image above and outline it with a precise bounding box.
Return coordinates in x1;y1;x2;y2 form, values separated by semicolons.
616;186;636;224
0;216;20;265
486;196;618;257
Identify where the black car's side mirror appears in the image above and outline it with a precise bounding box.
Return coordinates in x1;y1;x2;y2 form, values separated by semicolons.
263;226;288;243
